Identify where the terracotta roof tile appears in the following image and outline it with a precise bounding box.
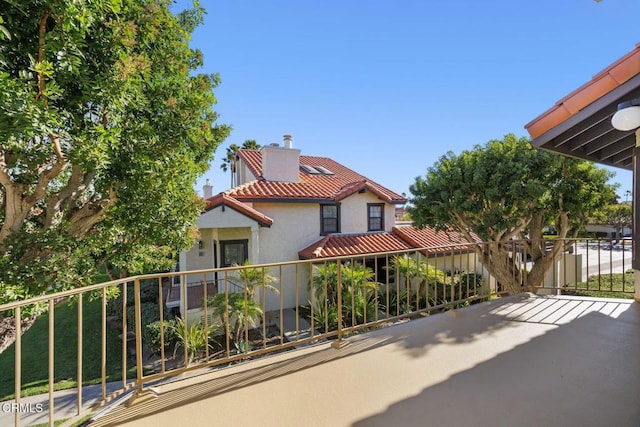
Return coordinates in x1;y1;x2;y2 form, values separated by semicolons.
204;193;273;227
298;226;479;259
231;150;406;204
392;226;479;254
298;232;413;259
525;43;640;139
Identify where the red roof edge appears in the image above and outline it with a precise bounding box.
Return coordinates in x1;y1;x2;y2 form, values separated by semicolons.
204;193;273;227
334;181;406;204
236;149;263;178
525;43;640;139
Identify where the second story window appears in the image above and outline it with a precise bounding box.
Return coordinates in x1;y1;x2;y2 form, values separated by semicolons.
368;203;384;231
321;204;340;235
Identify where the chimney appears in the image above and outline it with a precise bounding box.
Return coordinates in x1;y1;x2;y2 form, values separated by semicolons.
261;136;300;183
283;134;293;149
203;179;213;198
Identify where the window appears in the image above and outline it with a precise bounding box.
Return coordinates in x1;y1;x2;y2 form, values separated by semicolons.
320;204;340;235
368;204;384;231
220;240;248;267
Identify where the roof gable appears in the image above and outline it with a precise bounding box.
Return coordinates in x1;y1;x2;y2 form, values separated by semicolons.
203;193;273;227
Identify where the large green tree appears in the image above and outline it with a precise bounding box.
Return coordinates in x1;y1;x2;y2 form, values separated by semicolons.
0;0;230;303
409;134;616;294
596;203;632;241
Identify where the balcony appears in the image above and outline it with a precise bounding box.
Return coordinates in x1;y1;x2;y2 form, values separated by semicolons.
92;293;640;427
0;239;637;426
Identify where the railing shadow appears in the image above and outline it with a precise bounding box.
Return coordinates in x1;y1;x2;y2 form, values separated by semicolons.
88;294;640;426
88;335;398;426
352;299;640;427
87;294;537;425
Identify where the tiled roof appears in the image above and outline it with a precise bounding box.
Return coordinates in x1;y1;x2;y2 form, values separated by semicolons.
298;232;413;259
392;226;479;254
298;226;478;259
230;150;406;204
525;43;640;139
204;193;273;227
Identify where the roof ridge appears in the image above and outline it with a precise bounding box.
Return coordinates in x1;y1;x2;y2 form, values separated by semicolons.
232;148;406;203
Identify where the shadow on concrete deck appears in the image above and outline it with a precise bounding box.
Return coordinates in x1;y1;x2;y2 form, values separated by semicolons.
88;295;640;427
354;301;640;427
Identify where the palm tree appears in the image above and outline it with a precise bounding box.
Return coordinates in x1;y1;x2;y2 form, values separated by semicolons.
220;140;260;187
169;317;213;366
207;293;263;350
389;255;446;299
206;261;278;351
310;262;379;326
341;263;378;324
236;260;278;299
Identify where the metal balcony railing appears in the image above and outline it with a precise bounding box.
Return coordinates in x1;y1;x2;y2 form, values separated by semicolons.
0;238;634;426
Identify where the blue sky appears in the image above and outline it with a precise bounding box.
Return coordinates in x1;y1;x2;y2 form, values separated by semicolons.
175;0;639;201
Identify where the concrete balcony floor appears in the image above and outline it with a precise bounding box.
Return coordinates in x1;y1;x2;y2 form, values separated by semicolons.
90;294;640;427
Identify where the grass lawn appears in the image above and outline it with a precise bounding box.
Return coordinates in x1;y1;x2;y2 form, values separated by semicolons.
562;270;635;299
0;297;135;401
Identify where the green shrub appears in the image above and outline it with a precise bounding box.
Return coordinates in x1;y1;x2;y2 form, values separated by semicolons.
207;293;263;347
144;318;179;355
169;317;212;365
310;261;380;327
310;299;339;332
106;281;162;319
125;302;169;332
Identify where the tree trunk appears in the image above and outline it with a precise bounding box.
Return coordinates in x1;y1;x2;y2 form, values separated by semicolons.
474;242;523;295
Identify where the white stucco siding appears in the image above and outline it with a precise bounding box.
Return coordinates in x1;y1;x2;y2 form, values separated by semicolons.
182;193;401;312
183;227;255;285
339;192;397;233
182;228;258;270
261;146;301;183
235;159;257;186
248;196;398;309
197;205;259;229
436;252;493;294
585;224;632;237
187;203;260;275
250;202;323;309
184;228;214;273
253;203;320;264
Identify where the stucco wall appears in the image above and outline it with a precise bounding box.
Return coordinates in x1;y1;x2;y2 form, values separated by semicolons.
340;191;397;233
261;145;301;183
235;158;256;186
585;224;632;238
184;228;214;274
181;191;402;313
197;205;258;229
183;226;253;286
250;202;320;308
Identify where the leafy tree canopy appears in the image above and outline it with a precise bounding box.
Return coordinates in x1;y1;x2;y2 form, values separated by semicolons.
0;0;230;304
409;134;617;293
593;203;632;239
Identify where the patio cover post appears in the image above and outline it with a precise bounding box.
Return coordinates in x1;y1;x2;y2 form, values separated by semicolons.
634;130;640;302
251;225;260;263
